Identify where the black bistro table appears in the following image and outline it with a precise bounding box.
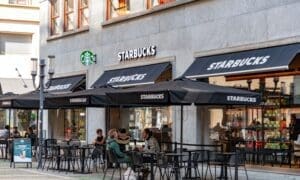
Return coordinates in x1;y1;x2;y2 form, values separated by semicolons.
140;151;157;180
165;152;186;180
79;145;94;173
183;149;210;179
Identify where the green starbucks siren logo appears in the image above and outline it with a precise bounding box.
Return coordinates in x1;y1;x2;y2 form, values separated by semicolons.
80;50;96;66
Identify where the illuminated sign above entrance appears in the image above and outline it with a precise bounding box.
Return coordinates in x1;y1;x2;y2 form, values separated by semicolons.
117;45;156;62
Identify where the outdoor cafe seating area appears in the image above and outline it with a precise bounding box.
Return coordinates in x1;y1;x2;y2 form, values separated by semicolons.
0;135;299;179
31;139;247;180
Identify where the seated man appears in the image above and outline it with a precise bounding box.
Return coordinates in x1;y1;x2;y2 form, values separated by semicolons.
0;125;10;139
11;126;21;138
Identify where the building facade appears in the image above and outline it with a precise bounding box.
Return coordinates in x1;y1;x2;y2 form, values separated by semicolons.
0;0;39;134
40;0;300;145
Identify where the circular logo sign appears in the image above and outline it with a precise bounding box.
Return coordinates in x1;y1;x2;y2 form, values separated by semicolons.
80;50;96;66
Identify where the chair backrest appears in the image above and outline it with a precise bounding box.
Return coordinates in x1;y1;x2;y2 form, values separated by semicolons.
45;139;57;147
44;139;57;157
192;150;209;162
130;151;144;166
69;139;81;147
228;152;245;166
208;150;223;162
107;149;119;164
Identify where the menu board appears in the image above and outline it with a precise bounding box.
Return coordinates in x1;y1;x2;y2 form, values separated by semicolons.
13;138;32;163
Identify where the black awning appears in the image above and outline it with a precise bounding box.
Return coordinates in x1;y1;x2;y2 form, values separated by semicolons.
46;75;85;93
92;62;171;88
106;79;261;106
0;75;86;109
45;87;115;108
183;43;300;79
0;91;45;109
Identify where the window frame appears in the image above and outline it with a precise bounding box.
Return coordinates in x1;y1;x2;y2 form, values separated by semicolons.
50;0;60;36
106;0;176;20
78;0;89;28
63;0;75;32
106;0;129;20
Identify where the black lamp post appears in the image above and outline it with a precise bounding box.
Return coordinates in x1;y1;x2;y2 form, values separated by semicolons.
31;56;55;169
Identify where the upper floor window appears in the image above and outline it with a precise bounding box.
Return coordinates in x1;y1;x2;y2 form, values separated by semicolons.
50;0;60;35
147;0;174;8
78;0;89;28
49;0;89;37
64;0;75;31
0;34;32;55
106;0;175;20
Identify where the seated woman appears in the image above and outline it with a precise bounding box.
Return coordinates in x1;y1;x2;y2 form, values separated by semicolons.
116;128;130;152
94;128;105;146
140;128;160;153
107;128;130;163
92;128;105;159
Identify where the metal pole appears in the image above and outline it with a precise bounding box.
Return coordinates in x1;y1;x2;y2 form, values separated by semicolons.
180;105;183;151
37;59;45;169
8;109;11;138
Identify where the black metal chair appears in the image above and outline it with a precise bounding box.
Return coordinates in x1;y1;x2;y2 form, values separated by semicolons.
155;153;173;179
42;139;57;170
90;144;105;172
103;149;129;180
208;150;224;179
227;151;248;180
189;150;212;179
128;151;146;179
0;139;8;159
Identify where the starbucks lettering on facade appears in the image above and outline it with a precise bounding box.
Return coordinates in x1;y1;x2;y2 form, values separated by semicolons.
207;55;270;71
118;46;156;62
107;73;147;84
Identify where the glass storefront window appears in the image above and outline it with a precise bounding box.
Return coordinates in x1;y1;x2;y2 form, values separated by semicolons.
64;108;86;141
0;109;6;129
110;106;172;144
208;75;296;151
127;107;172;140
14;109;38;137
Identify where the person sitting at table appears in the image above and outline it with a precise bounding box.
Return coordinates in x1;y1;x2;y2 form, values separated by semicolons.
25;127;37;146
140;128;160;153
11;126;21;138
0;125;10;139
92;128;105;160
116;128;130;152
94;128;105;146
107;128;130;163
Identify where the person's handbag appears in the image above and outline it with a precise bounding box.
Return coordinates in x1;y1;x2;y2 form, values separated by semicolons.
123;167;137;180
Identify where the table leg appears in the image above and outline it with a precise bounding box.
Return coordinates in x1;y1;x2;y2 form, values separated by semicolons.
57;147;60;170
188;152;192;178
150;157;154;180
175;156;180;180
224;165;228;180
81;149;85;173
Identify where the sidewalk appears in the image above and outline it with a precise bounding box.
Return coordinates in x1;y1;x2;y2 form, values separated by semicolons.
0;160;299;179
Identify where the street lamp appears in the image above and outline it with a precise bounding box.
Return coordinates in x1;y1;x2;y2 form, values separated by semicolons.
31;56;55;169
